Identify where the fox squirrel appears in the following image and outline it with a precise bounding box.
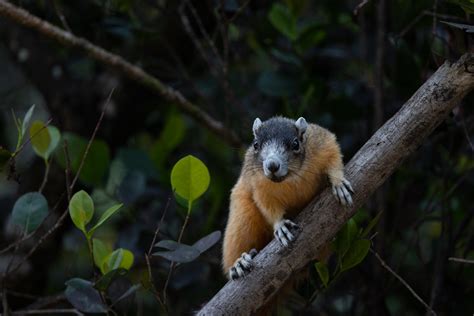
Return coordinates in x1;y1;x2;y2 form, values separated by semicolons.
222;116;353;280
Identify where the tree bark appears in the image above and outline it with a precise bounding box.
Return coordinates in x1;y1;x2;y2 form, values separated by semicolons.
199;54;474;315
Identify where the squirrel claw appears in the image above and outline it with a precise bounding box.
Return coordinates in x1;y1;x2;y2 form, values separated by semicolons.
229;249;258;280
332;178;354;206
274;219;298;247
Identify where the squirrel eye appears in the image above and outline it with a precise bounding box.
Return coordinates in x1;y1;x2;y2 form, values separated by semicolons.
292;139;300;151
253;141;259;150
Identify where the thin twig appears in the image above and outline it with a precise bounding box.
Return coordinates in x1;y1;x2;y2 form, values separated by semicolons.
353;0;371;15
0;0;242;148
38;160;51;193
448;257;474;264
52;0;71;32
371;249;437;315
162;211;191;305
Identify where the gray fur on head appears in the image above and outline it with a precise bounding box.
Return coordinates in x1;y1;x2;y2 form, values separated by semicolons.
251;116;308;182
253;118;262;138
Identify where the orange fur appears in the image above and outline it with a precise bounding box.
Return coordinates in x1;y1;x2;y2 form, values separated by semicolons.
222;123;344;273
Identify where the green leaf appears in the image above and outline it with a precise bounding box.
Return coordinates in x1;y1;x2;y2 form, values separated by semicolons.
340;239;370;272
88;203;123;238
93;238;112;270
361;211;383;238
44;125;61;159
170;155;210;211
268;3;297;41
11;192;48;233
334;219;358;258
65;278;107;313
29;120;51;159
315;261;329;288
21;104;35;138
69;190;94;234
102;248;134;274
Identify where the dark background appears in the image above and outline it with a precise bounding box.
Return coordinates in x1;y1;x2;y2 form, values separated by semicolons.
1;0;474;315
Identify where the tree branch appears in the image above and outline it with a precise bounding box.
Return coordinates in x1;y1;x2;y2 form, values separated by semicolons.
199;54;474;315
0;0;242;148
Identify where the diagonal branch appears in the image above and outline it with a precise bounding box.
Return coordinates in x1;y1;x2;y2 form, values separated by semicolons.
0;0;242;148
199;54;474;315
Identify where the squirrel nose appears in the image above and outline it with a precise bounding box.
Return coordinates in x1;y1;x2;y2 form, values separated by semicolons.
267;161;280;173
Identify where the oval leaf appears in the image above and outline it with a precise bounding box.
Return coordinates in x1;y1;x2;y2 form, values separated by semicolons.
29;120;51;159
268;3;297;40
11;192;48;233
334;218;358;258
153;243;200;263
340;239;370;272
65;278;107;313
315;261;329;288
192;231;221;254
102;248;134;274
154;240;180;251
44;125;61;159
69;190;94;234
88;203;123;237
93;238;112;270
170;155;210;209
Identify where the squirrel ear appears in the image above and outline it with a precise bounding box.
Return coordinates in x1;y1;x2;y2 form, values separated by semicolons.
253;118;262;137
295;117;308;138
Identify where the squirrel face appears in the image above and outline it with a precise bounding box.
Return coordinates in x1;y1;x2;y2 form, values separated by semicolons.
251;117;308;183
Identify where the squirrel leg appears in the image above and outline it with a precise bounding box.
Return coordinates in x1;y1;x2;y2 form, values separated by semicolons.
223;182;272;280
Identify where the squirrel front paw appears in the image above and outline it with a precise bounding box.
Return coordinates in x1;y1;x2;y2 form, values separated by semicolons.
274;219;299;247
229;249;258;280
332;178;354;206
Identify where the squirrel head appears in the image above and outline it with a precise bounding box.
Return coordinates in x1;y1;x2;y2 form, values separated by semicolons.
251;116;308;182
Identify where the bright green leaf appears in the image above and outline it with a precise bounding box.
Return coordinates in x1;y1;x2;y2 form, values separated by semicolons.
88;203;123;238
315;261;329;288
11;192;48;233
340;239;370;272
268;3;298;41
69;190;94;234
170;155;210;211
29;120;51;159
102;248;134;274
93;238;112;271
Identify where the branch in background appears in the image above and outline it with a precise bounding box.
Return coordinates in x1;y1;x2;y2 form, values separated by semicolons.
0;0;243;149
199;54;474;315
371;249;436;315
448;257;474;264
